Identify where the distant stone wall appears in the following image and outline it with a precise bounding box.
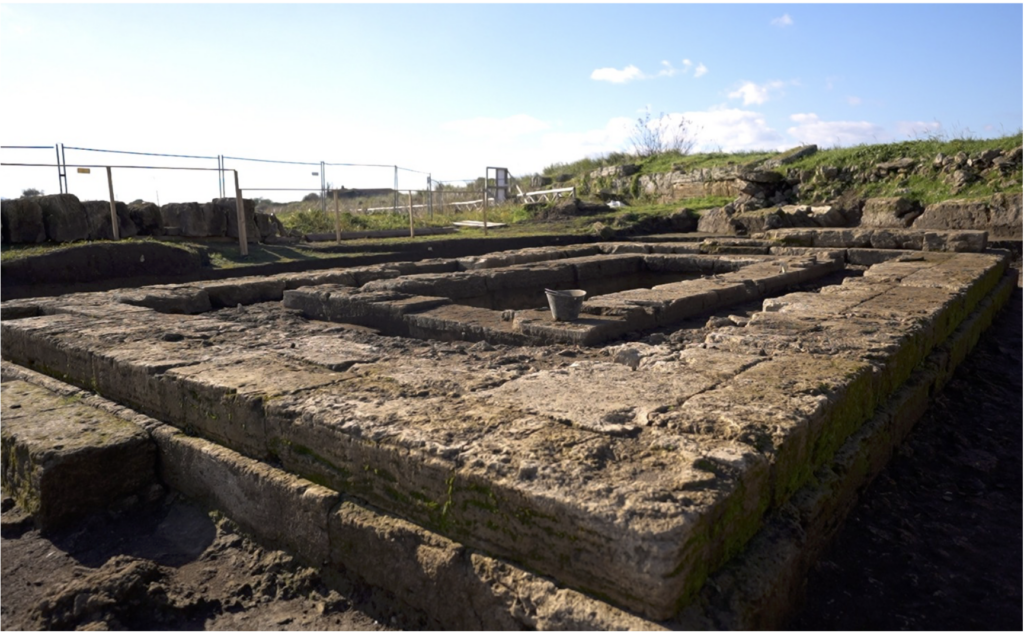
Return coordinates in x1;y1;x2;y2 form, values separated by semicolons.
1;194;283;245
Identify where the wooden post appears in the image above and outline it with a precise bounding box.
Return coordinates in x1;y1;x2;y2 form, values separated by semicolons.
105;166;120;240
408;192;415;238
334;189;341;243
482;178;488;236
233;170;248;256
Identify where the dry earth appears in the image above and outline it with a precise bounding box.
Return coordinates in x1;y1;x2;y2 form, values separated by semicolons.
2;284;1020;631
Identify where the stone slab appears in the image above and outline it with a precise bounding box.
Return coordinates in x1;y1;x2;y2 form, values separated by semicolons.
0;380;155;530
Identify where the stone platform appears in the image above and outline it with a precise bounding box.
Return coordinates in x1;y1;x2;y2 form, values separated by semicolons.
0;233;1013;624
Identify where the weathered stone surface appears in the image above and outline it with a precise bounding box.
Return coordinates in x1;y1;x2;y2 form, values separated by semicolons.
114;285;213;314
0;243;1011;623
762;144;817;169
207;198;259;243
151;424;338;565
37;194;89;243
1;198;47;244
82;200;137;240
914;193;1022;238
697;207;738;234
485;354;758;435
176;201;226;238
0;380;156;529
127;201;163;236
760;228;988;253
254;211;283;241
860;197;923;228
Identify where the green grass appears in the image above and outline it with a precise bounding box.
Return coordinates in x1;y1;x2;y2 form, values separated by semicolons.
787;132;1022;205
785;132;1022;173
276;201;540;236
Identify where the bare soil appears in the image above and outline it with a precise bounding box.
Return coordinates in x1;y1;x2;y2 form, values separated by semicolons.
2;286;1020;631
789;285;1022;630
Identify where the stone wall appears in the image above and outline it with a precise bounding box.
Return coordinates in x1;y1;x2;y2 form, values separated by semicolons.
1;194;282;245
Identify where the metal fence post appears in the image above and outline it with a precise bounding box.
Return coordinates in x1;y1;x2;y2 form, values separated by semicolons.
393;165;398;215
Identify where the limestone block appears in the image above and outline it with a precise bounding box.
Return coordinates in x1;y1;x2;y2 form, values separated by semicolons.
37;194;89;243
82;200;137;240
158;353;342;458
1;197;47;243
1;380;156;530
150;424;338;565
127;201;163;236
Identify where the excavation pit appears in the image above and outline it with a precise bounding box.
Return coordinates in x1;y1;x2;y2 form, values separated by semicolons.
0;235;1013;625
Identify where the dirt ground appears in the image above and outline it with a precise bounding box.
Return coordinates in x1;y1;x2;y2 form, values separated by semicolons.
788;285;1022;631
2;286;1020;631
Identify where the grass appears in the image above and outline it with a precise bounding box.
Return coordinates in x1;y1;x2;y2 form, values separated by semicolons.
787;131;1022;205
276;201;540;236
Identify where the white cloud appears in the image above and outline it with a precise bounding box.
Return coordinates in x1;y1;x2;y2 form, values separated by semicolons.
590;60;706;83
441;114;550;139
657;60;677;78
728;80;785;105
846;96;862;106
590;65;646;84
540;117;635;163
686;107;785;152
895;120;944;139
787;113;888;147
771;14;793;27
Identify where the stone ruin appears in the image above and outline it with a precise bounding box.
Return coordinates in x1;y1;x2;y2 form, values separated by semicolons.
0;227;1016;628
0;194;285;245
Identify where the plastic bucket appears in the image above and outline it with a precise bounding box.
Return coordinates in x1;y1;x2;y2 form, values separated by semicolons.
545;289;586;322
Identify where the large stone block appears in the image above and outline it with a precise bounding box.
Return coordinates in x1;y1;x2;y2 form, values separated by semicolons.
128;201;163;236
37;194;89;243
1;380;156;530
82;200;137;240
1;198;47;244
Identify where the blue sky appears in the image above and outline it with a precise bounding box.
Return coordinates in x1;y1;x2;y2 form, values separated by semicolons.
2;3;1021;203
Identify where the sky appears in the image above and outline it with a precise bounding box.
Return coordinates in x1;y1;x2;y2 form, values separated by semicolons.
1;2;1022;204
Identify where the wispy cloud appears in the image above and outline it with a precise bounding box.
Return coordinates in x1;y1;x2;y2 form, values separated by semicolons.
590;65;645;84
656;60;677;78
771;14;793;27
686;107;785;151
846;96;862;106
590;60;708;83
728;80;786;105
442;114;550;139
895;120;944;139
787;113;887;146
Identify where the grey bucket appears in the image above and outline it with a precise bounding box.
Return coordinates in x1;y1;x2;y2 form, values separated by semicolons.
545;288;586;321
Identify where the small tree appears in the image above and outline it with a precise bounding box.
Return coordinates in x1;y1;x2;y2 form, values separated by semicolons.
302;192;320;202
629;108;699;158
21;188;43;197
